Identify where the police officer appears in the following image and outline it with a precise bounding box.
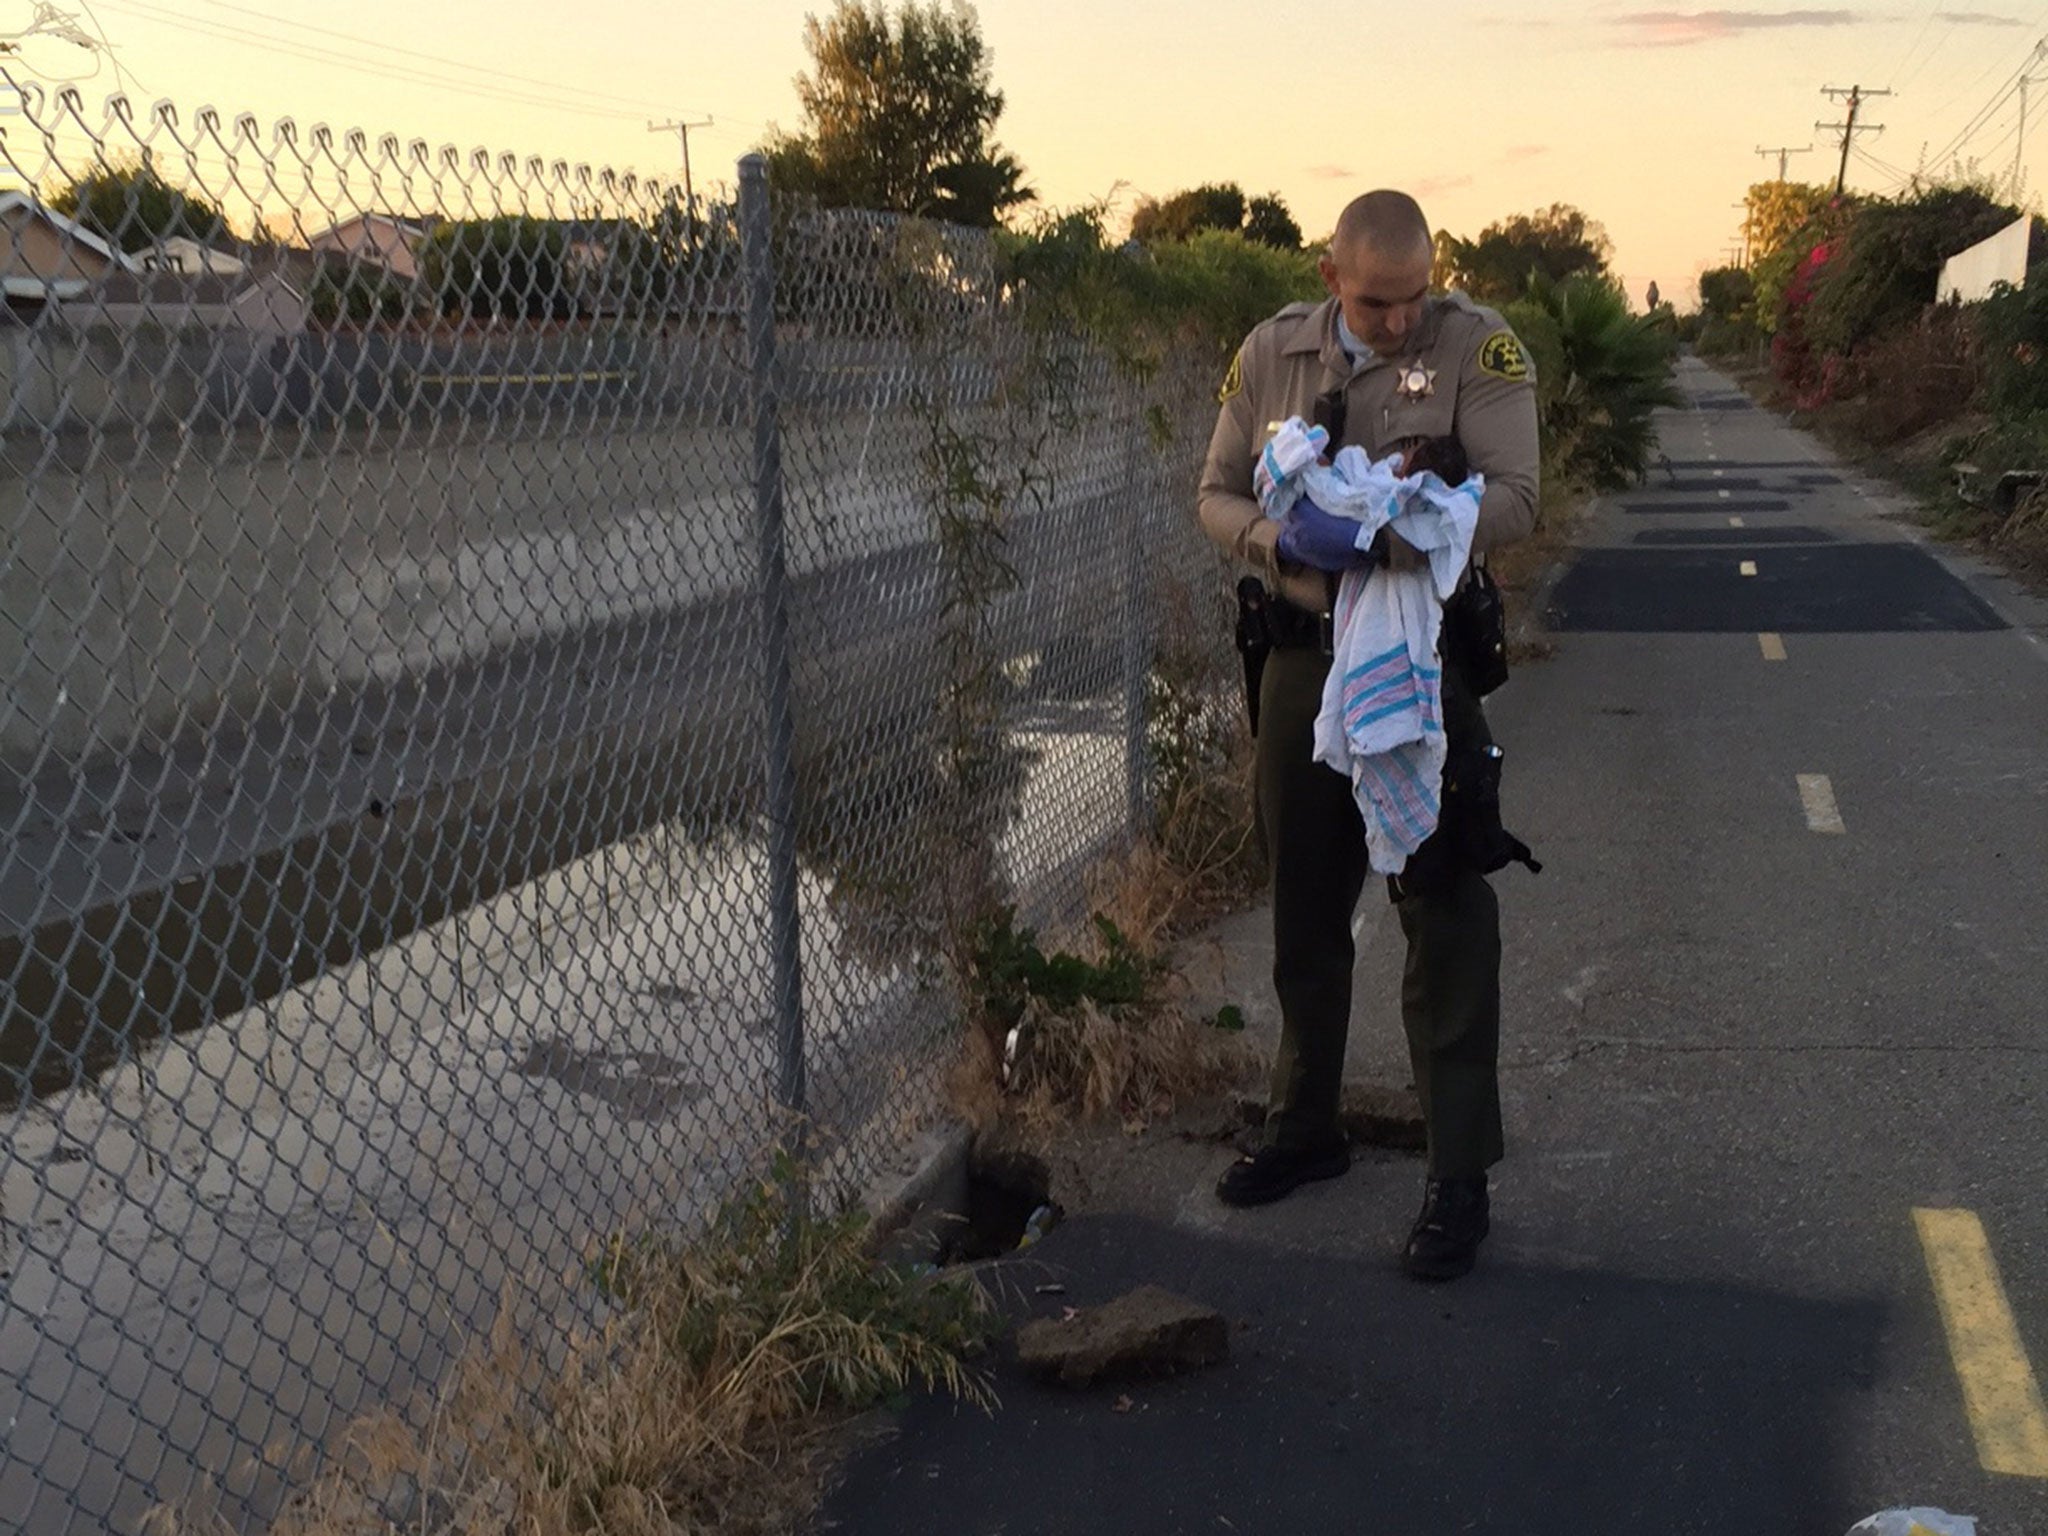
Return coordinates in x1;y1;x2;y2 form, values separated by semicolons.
1198;190;1539;1281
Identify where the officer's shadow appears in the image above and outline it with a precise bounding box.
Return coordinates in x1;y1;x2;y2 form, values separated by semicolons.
823;1207;1884;1535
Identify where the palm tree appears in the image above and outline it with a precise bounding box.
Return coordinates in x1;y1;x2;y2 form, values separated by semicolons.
1515;275;1682;490
930;148;1035;230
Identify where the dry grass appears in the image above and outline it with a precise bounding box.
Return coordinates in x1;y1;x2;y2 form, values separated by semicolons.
943;890;1260;1141
947;987;1258;1139
1091;748;1260;954
933;570;1266;1139
148;1175;993;1536
1993;485;2048;584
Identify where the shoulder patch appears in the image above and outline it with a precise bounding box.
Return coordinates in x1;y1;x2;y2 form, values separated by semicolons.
1217;349;1244;404
1477;329;1531;382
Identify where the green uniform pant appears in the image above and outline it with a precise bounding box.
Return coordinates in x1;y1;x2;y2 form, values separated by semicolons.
1256;646;1505;1179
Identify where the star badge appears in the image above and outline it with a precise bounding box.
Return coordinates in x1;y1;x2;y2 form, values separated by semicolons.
1395;359;1437;401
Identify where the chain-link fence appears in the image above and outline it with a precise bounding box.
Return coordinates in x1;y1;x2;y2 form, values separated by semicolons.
0;81;1239;1534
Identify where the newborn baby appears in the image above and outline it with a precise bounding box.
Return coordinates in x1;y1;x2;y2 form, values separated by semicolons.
1397;434;1472;488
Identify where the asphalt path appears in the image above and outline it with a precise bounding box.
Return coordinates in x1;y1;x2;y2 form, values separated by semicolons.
821;355;2048;1534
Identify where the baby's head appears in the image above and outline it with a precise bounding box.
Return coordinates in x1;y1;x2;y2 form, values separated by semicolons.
1400;435;1471;486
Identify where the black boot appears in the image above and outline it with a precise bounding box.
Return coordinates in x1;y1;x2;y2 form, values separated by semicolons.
1403;1175;1490;1280
1215;1141;1352;1207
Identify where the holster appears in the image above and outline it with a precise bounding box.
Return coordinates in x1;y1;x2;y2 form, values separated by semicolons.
1390;741;1541;902
1234;576;1271;736
1442;561;1510;698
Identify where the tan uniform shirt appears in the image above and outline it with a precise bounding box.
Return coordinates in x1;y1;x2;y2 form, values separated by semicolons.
1198;293;1541;613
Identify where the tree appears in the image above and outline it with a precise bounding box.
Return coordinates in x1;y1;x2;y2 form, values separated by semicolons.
1244;194;1303;251
421;218;572;321
1128;184;1302;249
1742;181;1833;270
1430;228;1460;292
1800;183;2019;355
931;148;1035;229
49;158;229;254
1441;204;1612;304
1130;183;1246;245
307;263;412;328
762;1;1033;229
1697;266;1754;323
1502;274;1681;490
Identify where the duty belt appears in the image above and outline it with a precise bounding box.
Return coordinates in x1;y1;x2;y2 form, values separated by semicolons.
1264;596;1334;655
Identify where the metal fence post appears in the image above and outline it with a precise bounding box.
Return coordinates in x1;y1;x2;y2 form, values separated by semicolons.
1121;399;1155;837
739;153;807;1123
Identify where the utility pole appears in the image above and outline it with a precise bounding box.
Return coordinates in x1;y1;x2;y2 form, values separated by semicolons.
648;116;713;244
1817;86;1890;195
2010;42;2048;200
1755;144;1814;182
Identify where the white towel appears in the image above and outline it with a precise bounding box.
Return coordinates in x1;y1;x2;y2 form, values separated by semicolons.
1260;419;1482;874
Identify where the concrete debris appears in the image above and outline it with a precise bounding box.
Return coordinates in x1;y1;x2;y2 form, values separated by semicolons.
1015;1285;1228;1387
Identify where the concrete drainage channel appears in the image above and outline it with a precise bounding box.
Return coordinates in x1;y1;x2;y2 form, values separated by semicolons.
863;1122;1057;1269
866;1123;1232;1389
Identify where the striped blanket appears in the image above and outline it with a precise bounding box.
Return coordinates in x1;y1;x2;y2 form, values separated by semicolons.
1258;418;1482;874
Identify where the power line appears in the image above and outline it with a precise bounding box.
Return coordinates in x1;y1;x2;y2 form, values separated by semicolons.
1888;0;1952;92
1921;32;2046;170
1818;84;1891;195
1925;28;2039;159
91;0;685;124
648;116;711;241
1851;144;1911;194
1896;13;1963;93
183;0;689;119
2009;44;2048;197
1755;143;1814;181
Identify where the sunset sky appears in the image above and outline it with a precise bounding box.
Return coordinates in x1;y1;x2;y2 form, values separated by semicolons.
3;1;2045;305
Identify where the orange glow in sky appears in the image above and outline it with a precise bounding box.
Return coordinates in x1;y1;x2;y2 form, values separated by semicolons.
3;0;2043;306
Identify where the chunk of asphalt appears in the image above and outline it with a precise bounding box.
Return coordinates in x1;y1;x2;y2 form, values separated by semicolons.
1015;1285;1229;1387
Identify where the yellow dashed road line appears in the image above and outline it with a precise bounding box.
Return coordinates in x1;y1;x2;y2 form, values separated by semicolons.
1759;632;1786;661
1915;1208;2048;1478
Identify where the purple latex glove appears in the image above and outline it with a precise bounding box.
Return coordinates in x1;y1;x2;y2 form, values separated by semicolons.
1276;497;1374;573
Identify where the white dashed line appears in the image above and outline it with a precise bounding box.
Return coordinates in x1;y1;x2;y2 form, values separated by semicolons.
1797;774;1846;834
1739;560;1758;577
1759;632;1787;661
1713;469;1726;478
1729;516;1745;527
1718;489;1733;500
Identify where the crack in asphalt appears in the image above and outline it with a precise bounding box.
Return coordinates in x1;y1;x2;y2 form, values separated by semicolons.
1505;1036;2048;1071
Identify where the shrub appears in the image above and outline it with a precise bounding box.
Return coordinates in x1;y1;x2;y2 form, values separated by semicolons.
308;264;414;327
421;216;575;321
1695;314;1757;358
1944;408;2048;489
1802;186;2019;357
1836;304;1982;447
162;1172;992;1536
1506;274;1681;490
997;210;1320;367
1973;261;2048;419
1772;240;1837;405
